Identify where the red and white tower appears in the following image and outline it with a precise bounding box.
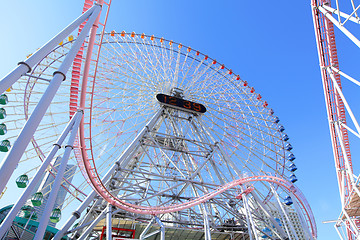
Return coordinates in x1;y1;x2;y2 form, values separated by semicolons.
312;0;360;238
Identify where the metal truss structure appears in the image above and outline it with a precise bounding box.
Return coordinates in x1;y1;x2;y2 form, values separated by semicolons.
0;1;317;239
312;0;360;239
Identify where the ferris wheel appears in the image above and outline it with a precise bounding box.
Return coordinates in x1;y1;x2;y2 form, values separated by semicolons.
0;1;316;239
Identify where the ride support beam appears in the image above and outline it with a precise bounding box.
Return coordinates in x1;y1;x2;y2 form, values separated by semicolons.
139;216;165;240
318;5;360;48
106;204;112;240
0;110;83;239
311;1;360;238
34;110;83;239
77;207;108;240
0;5;99;95
0;3;101;200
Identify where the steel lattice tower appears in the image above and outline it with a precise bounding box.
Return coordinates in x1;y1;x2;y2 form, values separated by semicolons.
312;0;360;238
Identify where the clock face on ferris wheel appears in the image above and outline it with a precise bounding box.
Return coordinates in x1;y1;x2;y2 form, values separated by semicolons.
156;93;207;114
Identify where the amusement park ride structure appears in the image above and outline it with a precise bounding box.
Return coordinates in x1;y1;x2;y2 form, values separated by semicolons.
312;0;360;239
0;0;321;239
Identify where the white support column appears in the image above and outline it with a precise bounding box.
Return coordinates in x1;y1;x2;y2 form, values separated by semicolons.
241;195;253;240
0;4;101;196
334;224;345;240
0;5;99;95
106;204;113;240
321;4;360;25
200;203;212;240
53;190;99;240
154;216;165;240
242;193;259;240
330;66;360;87
54;168;119;240
77;208;107;240
334;124;360;202
326;67;360;135
139;218;157;240
138;216;165;240
33;110;83;240
55;109;163;240
0;110;83;239
318;5;360;49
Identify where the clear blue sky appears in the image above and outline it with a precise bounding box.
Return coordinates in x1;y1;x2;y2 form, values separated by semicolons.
1;1;357;239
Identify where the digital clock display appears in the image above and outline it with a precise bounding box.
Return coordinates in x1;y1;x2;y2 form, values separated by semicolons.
156;94;206;114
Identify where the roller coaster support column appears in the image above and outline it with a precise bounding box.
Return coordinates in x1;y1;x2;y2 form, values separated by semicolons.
54;109;162;240
0;3;101;196
200;203;212;240
139;216;165;240
155;216;165;240
0;5;99;95
34;110;83;240
54;191;100;240
76;207;122;240
0;110;83;239
242;192;258;240
106;204;113;240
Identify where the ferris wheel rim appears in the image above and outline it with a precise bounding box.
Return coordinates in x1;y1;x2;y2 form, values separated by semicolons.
76;31;288;179
70;30;298;220
9;30;296;223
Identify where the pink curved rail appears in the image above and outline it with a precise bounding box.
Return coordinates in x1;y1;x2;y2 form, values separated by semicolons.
71;0;112;187
74;34;316;237
74;18;317;239
76;32;288;200
84;170;317;238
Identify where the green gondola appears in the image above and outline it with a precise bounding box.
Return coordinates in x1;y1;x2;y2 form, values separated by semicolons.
50;208;61;223
0;124;7;135
16;174;28;188
0;108;6;119
0;139;11;152
21;205;37;220
0;94;8;105
31;192;43;206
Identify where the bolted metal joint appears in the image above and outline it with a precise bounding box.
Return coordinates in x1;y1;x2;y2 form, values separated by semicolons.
65;144;74;149
115;161;121;171
53;71;67;81
17;61;32;73
94;2;103;7
53;143;62;149
72;210;81;219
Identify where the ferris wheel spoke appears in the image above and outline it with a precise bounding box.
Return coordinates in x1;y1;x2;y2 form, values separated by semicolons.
204;108;283;153
110;39;162;89
202;121;282;175
126;40;165;88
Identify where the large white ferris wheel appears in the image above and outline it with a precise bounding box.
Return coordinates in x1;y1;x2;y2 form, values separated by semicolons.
0;1;316;239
